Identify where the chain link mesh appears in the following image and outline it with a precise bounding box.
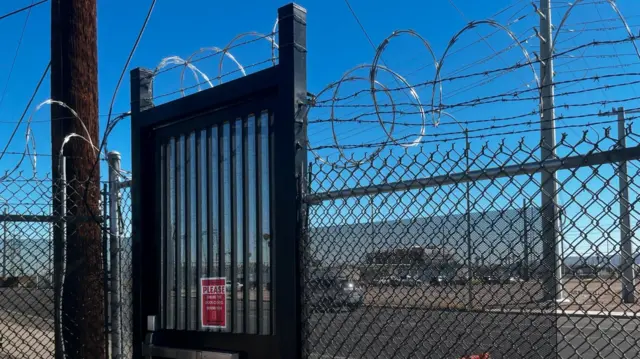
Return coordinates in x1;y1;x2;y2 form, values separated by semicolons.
303;127;640;359
4;125;640;359
116;183;133;359
0;174;54;359
0;173;107;359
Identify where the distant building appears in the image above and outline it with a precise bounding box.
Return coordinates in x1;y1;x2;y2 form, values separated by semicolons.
360;245;458;281
309;265;361;281
309;207;542;268
571;264;609;278
365;245;455;265
0;275;40;288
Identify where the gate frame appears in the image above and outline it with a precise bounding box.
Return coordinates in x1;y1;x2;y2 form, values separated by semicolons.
129;3;307;358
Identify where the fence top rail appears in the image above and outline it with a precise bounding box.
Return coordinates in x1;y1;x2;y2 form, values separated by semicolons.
305;144;640;204
0;214;103;223
118;179;132;189
131;65;279;131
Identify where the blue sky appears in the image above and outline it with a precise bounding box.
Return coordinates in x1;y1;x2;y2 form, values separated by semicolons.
0;0;635;176
2;0;640;267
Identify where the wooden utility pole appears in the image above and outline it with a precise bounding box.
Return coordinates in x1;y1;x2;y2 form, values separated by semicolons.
51;0;105;358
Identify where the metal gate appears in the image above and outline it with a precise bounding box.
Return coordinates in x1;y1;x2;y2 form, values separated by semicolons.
129;4;307;358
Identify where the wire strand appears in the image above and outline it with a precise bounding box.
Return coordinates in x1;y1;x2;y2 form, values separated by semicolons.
0;0;47;22
0;62;50;163
0;0;36;111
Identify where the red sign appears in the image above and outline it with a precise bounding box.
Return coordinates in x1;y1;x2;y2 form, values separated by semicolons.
201;277;226;328
460;354;490;359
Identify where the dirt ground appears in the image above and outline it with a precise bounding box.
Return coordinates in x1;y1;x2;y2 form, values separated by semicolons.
0;313;53;358
360;279;640;313
232;279;640;313
561;278;640;312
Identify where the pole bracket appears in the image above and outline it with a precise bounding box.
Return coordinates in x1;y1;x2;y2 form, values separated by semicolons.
532;3;546;19
534;27;546;43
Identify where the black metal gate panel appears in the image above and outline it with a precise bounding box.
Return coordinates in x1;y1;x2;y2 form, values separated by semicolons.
130;4;307;359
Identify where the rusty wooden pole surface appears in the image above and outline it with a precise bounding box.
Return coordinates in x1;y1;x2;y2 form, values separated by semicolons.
51;0;105;358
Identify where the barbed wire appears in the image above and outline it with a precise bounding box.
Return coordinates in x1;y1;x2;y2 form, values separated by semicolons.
563;13;640;26
310;92;640;128
152;32;277;77
0;112;132;124
0;4;279;203
313;73;640;113
4;1;640;177
551;0;639;61
1;152;91;158
319;65;633;117
152;57;279;101
400;12;534;80
309;114;640;151
146;31;278;102
313;35;640;106
305;0;640;167
0;62;50;182
556;22;640;34
310;105;639;159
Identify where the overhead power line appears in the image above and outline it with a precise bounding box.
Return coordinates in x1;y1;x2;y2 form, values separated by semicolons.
0;0;37;111
0;0;47;22
343;0;377;50
0;61;51;163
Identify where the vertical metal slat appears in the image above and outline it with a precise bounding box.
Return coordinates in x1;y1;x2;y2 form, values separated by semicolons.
195;131;203;331
206;126;214;280
167;138;176;329
160;143;167;329
101;182;109;355
175;136;184;330
185;133;193;330
268;111;276;335
242;115;251;333
255;112;264;334
218;123;227;331
230;119;238;333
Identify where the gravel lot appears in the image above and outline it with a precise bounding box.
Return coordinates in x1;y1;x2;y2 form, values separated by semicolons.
0;288;54;358
1;281;640;358
360;279;640;312
305;307;640;359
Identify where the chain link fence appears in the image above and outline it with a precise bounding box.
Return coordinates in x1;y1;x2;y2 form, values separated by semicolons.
0;166;134;359
4;128;640;359
303;126;640;359
114;181;133;359
0;174;55;359
0;173;107;359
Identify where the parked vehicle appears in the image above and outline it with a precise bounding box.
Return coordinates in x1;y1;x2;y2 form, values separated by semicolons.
400;275;423;286
430;276;447;286
451;275;470;285
225;281;244;292
308;277;364;311
481;275;500;285
502;276;523;284
375;276;401;286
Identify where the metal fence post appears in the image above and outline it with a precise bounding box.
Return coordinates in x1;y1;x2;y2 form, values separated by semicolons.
617;107;635;303
539;0;562;302
275;4;307;359
108;151;122;358
54;156;67;359
2;208;6;278
102;183;110;359
465;129;473;309
522;199;530;281
129;67;154;359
